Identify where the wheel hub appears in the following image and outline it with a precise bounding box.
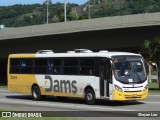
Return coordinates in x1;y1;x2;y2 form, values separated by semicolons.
33;91;37;98
87;93;93;101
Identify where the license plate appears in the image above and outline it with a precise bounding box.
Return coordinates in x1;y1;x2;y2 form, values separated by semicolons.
131;94;137;97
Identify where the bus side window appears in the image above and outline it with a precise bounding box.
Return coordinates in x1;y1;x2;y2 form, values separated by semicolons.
79;58;94;75
55;59;63;75
63;59;78;75
34;58;48;74
20;59;33;74
80;67;93;75
48;59;54;74
10;58;20;74
48;59;63;75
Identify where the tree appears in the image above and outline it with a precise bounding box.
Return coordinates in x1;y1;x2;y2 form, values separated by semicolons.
141;36;160;89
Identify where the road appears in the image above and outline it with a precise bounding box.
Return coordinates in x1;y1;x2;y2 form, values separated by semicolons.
0;88;159;120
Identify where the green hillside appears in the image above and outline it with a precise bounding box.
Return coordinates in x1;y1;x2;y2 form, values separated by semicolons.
80;0;160;18
0;0;160;27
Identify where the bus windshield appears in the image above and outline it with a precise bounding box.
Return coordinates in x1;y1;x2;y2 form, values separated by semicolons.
112;56;147;84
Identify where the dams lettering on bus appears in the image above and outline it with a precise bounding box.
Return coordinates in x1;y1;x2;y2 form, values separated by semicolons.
45;75;77;94
10;75;17;79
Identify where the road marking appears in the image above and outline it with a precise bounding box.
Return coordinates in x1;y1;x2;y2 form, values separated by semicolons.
142;101;160;104
40;102;135;111
76;105;135;111
0;91;159;111
0;99;77;109
0;99;136;111
0;89;9;91
0;93;24;95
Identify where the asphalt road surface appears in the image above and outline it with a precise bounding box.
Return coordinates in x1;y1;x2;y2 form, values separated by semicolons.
0;88;159;120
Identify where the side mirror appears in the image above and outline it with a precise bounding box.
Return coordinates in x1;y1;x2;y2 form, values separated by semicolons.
124;70;130;76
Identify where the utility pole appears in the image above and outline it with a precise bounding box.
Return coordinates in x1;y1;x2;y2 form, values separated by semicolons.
46;0;49;24
64;0;67;22
88;0;90;19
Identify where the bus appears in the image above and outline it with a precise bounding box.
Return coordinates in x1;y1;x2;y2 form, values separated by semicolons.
8;49;148;105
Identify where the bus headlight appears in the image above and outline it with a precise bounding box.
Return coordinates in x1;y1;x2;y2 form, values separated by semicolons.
114;85;123;92
143;84;148;91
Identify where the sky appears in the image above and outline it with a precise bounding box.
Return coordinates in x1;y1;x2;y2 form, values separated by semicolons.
0;0;88;6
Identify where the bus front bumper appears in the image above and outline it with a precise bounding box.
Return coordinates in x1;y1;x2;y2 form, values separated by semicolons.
113;89;148;101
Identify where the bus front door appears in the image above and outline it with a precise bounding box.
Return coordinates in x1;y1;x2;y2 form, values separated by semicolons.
100;62;111;98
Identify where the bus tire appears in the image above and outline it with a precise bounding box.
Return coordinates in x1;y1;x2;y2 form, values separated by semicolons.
85;89;96;105
32;85;42;101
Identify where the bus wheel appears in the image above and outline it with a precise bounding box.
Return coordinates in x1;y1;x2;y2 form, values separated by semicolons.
32;86;42;101
85;89;96;105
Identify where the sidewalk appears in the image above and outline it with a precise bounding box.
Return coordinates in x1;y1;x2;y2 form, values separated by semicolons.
0;87;8;90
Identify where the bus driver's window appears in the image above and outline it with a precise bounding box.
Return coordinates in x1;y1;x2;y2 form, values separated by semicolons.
114;58;119;77
119;62;128;76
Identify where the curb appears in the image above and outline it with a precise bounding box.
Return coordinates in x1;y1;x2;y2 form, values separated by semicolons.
0;88;8;90
149;93;160;94
148;92;160;95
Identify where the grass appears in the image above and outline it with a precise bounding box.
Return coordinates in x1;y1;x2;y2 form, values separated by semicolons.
0;85;7;88
149;82;160;93
149;82;159;89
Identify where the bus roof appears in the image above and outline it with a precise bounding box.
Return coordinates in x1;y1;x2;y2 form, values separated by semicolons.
9;51;141;58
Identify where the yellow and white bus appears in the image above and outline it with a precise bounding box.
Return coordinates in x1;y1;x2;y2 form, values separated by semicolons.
8;49;148;104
